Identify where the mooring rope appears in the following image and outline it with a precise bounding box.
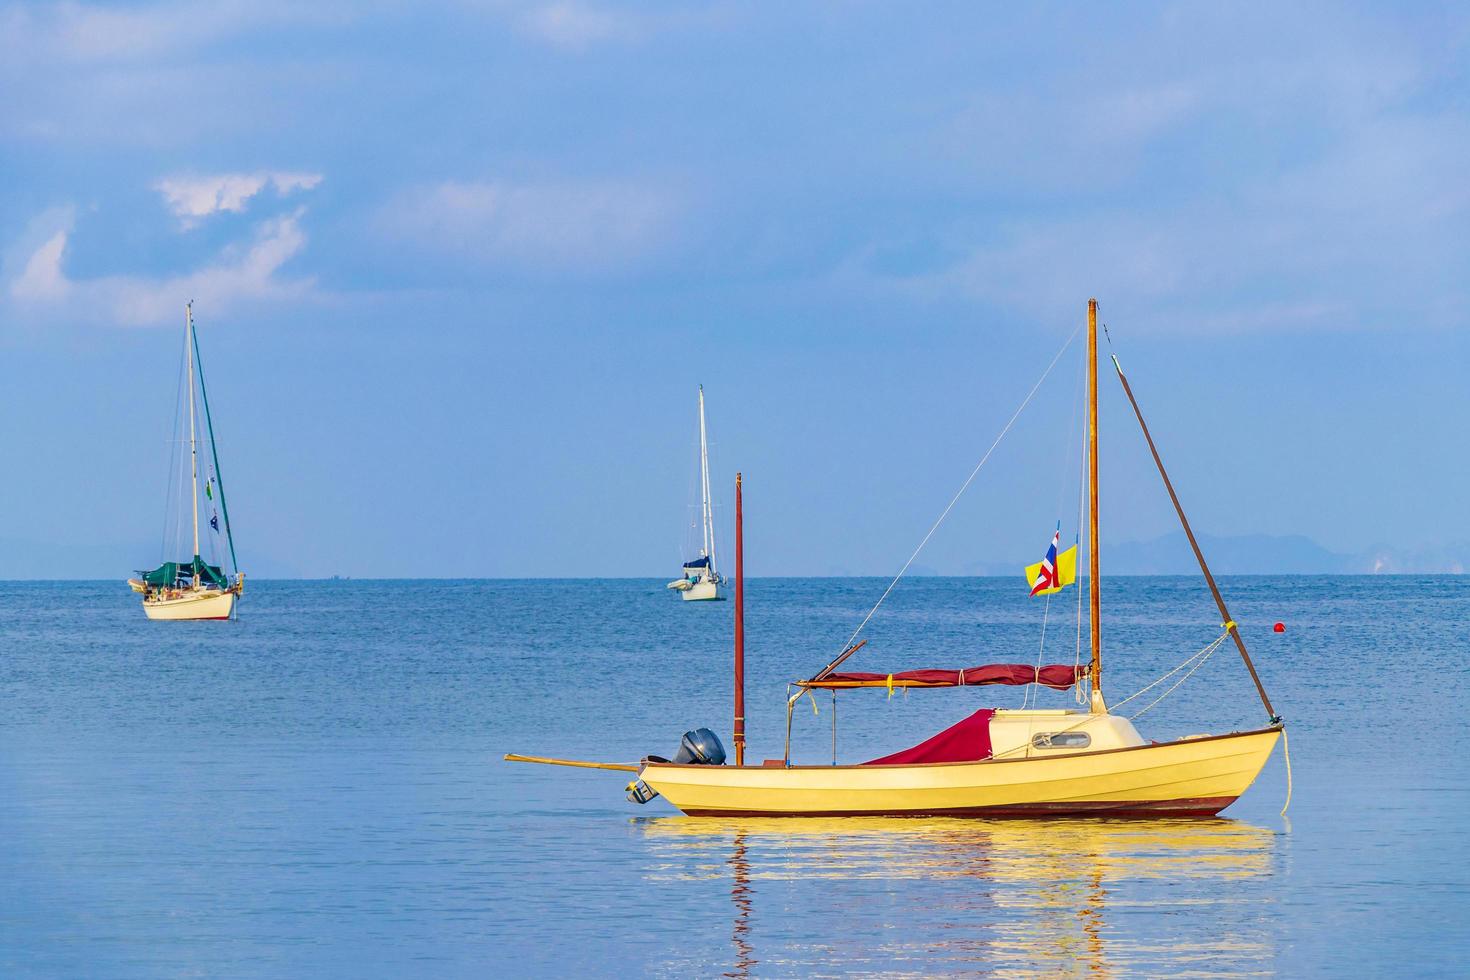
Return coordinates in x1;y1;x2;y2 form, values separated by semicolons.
1280;728;1293;817
832;321;1085;660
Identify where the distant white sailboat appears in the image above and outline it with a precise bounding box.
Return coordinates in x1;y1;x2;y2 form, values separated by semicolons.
127;303;244;620
667;386;724;601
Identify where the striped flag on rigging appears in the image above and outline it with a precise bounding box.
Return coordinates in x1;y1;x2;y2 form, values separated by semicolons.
1025;527;1078;596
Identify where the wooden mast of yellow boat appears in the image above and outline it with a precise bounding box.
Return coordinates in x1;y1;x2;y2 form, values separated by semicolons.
1087;298;1104;713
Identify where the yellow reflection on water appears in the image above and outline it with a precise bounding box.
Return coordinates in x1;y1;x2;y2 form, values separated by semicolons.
640;817;1277;977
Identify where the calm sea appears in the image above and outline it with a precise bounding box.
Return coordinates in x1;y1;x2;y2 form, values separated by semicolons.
1;577;1466;977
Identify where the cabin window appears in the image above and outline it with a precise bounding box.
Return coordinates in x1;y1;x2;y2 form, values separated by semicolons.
1032;731;1091;749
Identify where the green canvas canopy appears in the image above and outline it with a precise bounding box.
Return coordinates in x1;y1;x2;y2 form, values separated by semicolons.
138;556;228;589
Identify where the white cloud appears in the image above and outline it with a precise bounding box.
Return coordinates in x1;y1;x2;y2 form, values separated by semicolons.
861;11;1470;334
519;2;633;49
11;230;71;302
0;1;344;66
936;82;1201;193
380;178;679;269
6;207;314;327
467;1;731;52
154;171;323;227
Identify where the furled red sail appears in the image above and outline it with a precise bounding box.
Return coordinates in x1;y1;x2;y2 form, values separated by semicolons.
865;709;996;765
799;664;1085;690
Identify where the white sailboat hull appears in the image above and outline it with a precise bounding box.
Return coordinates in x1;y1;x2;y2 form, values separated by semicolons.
681;578;720;601
142;588;236;621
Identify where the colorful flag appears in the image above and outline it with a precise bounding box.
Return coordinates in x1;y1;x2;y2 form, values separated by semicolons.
1025;529;1078;596
209;513;219;532
205;479;213;500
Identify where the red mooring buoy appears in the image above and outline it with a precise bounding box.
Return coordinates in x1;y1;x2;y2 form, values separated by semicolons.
1273;622;1285;633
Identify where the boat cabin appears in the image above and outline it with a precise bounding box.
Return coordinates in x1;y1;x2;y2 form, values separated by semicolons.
989;709;1145;759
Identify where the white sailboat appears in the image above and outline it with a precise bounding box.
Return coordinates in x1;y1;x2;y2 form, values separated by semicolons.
127;303;244;620
668;386;724;601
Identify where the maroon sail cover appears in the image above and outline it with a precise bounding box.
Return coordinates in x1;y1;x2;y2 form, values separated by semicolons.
865;709;996;765
804;664;1084;690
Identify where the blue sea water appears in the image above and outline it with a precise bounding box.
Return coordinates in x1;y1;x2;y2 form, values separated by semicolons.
1;577;1467;977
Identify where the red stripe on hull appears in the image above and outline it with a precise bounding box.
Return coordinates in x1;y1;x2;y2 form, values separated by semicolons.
680;796;1238;819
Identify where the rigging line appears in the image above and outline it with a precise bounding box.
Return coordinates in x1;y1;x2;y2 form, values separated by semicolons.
175;349;190;561
1126;635;1226;721
1073;341;1088;699
679;427;701;560
1023;591;1052;710
161;329;188;562
1111;629;1231;716
1037;336;1086;689
1109;341;1278;721
190;316;238;576
833;321;1085;659
990;630;1230;760
1058;336;1086;523
1109;635;1219;707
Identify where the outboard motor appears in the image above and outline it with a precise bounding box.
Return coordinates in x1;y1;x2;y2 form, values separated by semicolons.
673;728;726;766
627;728;728;804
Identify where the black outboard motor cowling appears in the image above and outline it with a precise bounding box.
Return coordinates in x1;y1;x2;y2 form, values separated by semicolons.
628;728;726;805
673;728;726;766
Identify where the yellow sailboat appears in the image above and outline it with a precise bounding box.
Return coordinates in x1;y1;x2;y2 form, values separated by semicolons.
510;299;1284;817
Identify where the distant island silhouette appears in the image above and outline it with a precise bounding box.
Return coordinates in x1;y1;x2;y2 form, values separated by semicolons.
956;531;1467;576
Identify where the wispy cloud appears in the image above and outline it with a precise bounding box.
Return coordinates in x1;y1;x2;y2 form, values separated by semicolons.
855;12;1470;334
154;171;323;228
518;2;635;49
379;178;680;269
466;1;732;51
9;214;72;303
0;1;343;65
6;206;315;327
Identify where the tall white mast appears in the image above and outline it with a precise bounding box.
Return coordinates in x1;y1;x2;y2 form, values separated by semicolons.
187;303;200;562
698;385;716;572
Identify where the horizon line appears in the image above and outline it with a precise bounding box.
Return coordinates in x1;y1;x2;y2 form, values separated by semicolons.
0;572;1462;583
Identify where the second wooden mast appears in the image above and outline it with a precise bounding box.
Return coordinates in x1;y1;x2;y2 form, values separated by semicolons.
1088;298;1104;712
733;472;746;766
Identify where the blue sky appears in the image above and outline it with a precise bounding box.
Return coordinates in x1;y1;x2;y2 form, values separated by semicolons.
1;2;1468;577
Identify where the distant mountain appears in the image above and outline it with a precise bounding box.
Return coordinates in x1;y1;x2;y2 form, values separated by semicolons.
965;532;1470;576
1357;543;1468;575
1107;532;1355;575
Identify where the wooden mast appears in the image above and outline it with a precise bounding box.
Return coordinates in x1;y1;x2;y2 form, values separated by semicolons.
733;472;746;766
1110;356;1280;722
1088;298;1104;712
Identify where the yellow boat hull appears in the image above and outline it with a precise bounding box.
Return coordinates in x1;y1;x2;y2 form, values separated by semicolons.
640;727;1280;818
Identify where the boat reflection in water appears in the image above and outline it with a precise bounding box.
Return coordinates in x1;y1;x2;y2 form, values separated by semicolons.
641;816;1277;977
